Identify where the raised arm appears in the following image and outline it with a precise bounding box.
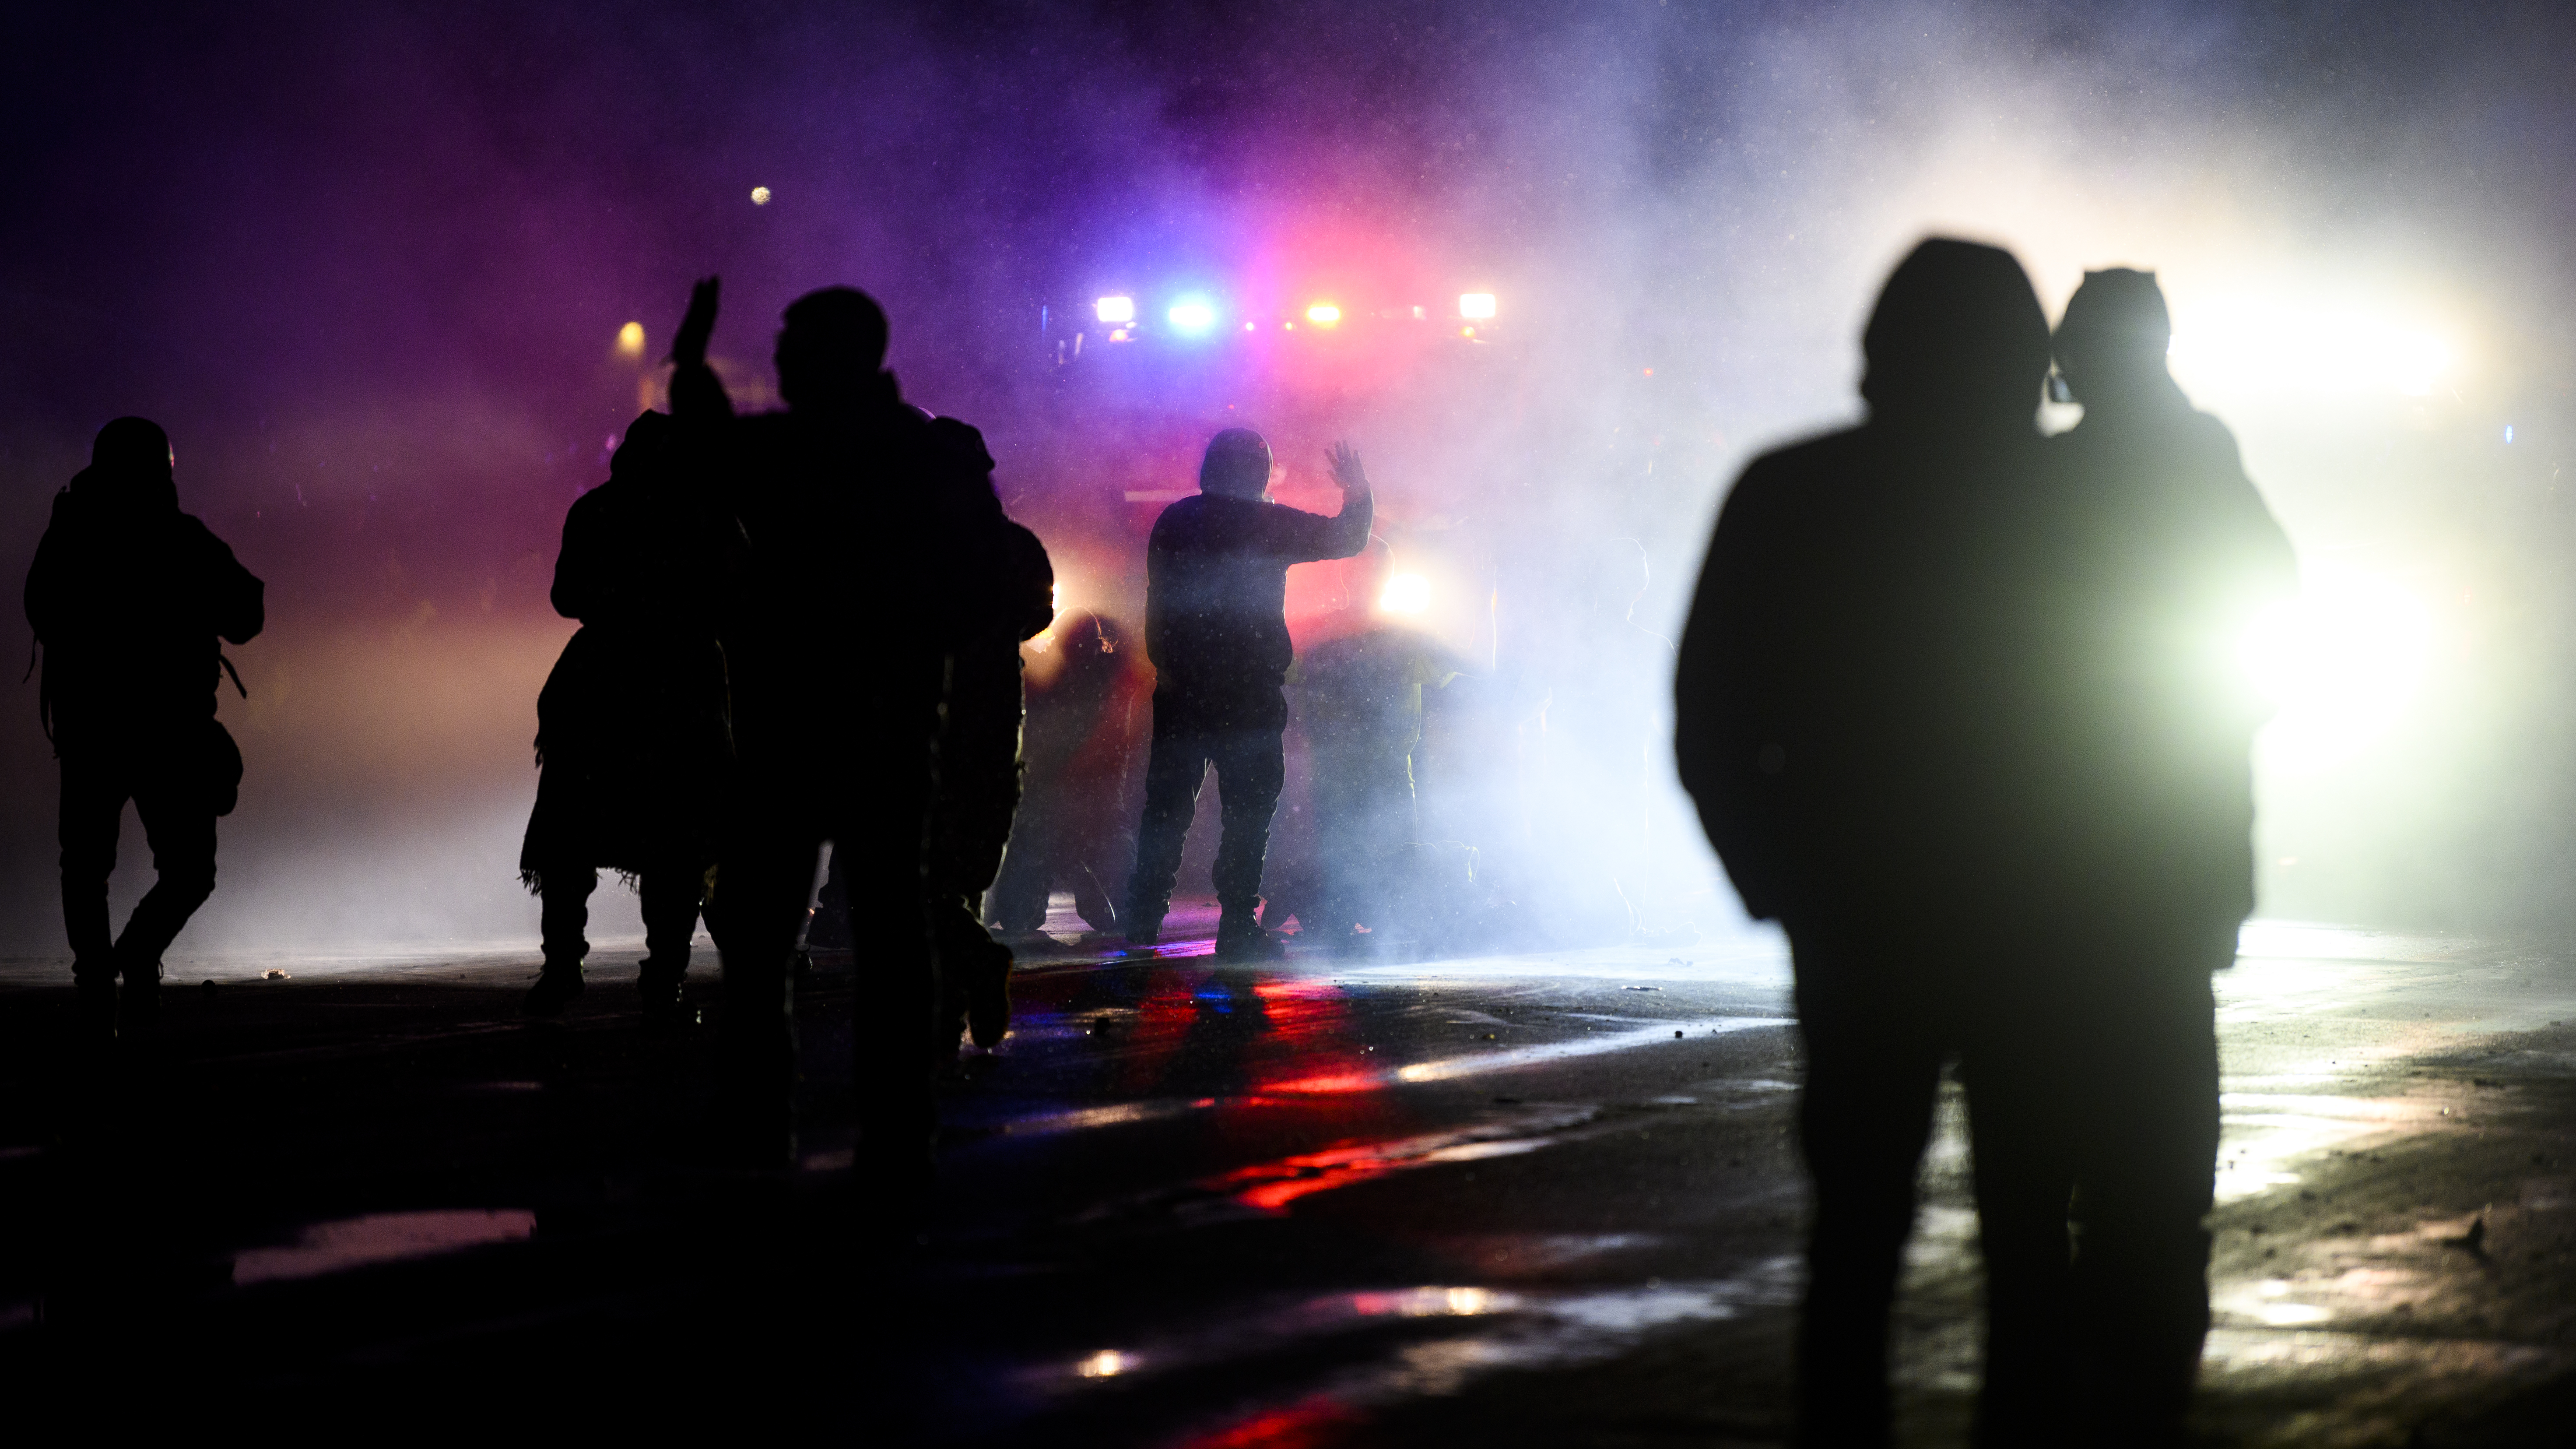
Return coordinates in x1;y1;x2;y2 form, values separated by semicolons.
666;275;733;421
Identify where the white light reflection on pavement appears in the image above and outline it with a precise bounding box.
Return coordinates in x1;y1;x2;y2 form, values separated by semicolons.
232;1209;535;1286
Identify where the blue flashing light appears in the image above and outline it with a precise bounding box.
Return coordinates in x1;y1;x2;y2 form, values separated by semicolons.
1167;296;1218;335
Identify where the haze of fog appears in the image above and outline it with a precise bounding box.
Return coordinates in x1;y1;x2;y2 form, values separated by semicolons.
3;2;2570;958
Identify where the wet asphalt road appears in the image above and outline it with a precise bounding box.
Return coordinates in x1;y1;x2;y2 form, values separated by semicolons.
0;911;2571;1443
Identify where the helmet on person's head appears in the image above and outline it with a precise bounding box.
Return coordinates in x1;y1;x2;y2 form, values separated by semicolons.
2053;267;2172;374
1199;427;1273;499
775;286;891;406
1860;238;2051;425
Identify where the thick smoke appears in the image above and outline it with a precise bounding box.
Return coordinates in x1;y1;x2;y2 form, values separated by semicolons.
2;2;2571;959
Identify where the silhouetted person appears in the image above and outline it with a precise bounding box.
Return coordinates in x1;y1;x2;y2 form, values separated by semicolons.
668;278;1021;1169
1124;432;1372;961
987;610;1149;939
1290;546;1464;951
927;515;1055;1051
517;409;745;1022
25;418;263;1042
1952;267;2294;1440
1679;239;2143;1445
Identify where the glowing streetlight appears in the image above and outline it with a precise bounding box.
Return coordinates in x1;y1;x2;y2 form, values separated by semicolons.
1459;292;1497;320
1306;302;1342;326
615;321;646;359
1094;295;1135;324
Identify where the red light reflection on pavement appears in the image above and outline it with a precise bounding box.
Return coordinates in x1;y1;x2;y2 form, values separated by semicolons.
1170;1396;1370;1449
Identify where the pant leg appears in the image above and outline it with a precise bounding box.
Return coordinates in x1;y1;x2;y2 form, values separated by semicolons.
1208;728;1286;918
118;763;219;979
2067;963;2221;1445
638;865;705;969
1789;923;1950;1449
56;754;127;978
1958;1009;2081;1447
841;816;940;1155
537;866;598;968
1125;708;1212;929
707;810;820;1150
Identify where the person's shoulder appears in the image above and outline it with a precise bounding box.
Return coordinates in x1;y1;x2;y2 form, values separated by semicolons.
1723;425;1866;514
923;415;996;475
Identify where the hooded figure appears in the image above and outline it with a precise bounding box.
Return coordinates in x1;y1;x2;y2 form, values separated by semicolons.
1678;239;2250;1446
25;416;264;1041
518;408;747;1020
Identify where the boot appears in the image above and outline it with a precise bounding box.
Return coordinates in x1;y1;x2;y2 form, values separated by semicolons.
524;960;584;1017
1120;911;1164;955
1213;911;1285;964
637;957;689;1027
964;938;1014;1051
74;965;118;1046
119;953;163;1042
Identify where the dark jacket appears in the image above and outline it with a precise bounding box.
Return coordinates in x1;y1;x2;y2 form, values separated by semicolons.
519;415;746;883
2044;376;2296;925
1144;492;1372;710
25;464;263;752
1676;422;2072;927
674;367;1025;818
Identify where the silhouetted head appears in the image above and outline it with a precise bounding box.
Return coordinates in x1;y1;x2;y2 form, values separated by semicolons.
608;410;675;479
1860;239;2051;428
94;416;172;478
2052;267;2172;405
1199;427;1273;499
775;286;891;410
85;416;179;512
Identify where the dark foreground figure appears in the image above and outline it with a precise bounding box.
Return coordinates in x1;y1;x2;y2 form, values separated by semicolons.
1125;430;1372;961
924;516;1054;1051
670;279;1025;1168
25;418;263;1041
519;410;745;1021
1676;242;2292;1445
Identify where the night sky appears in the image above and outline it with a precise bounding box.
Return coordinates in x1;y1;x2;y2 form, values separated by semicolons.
5;1;2572;955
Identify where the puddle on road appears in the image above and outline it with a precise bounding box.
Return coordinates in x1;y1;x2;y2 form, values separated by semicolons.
2215;1088;2446;1203
1028;1256;1804;1444
232;1209;536;1286
1081;1107;1600;1221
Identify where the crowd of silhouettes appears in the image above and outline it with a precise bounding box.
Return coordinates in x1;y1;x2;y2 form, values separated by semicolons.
24;238;2294;1440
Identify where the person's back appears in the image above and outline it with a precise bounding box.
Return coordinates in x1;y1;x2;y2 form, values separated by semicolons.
667;278;1021;1168
1125;430;1371;959
2046;268;2295;933
26;417;263;1040
1678;248;2074;932
516;409;744;1019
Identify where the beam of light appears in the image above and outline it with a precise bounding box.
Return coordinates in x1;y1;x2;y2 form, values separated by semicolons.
1306;302;1342;325
1167;296;1218;334
2168;299;2455;398
1094;295;1134;324
614;321;645;358
2237;566;2436;772
748;185;771;205
1379;572;1432;614
1458;292;1497;320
